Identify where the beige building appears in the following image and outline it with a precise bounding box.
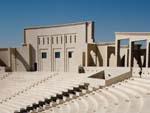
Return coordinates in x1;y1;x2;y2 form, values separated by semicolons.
0;21;149;72
87;42;115;67
0;21;95;72
115;32;150;68
24;21;95;72
0;44;31;72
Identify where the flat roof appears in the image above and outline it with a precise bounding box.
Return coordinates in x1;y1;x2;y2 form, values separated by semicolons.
96;42;115;45
115;32;150;35
24;21;93;30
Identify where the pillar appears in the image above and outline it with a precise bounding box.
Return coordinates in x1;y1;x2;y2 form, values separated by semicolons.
146;40;149;67
129;40;133;67
115;39;120;66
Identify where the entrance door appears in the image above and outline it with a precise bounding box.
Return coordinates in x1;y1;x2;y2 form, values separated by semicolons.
53;49;64;72
40;50;49;71
66;48;75;72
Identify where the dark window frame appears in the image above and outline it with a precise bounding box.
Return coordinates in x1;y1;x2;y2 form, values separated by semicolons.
74;35;76;43
70;35;72;43
68;51;73;58
51;37;54;44
42;52;47;59
55;52;60;58
47;37;49;44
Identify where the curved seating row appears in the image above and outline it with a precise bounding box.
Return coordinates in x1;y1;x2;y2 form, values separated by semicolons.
1;71;150;113
0;72;98;113
40;77;150;113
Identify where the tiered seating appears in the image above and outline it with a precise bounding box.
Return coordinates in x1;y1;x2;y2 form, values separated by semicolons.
0;72;58;113
132;67;150;78
40;77;150;113
0;72;57;103
0;72;102;113
1;71;150;113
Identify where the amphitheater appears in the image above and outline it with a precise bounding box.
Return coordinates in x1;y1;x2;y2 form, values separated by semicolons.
1;21;150;113
0;67;150;113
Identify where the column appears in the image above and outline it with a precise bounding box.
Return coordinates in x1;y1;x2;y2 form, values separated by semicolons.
115;39;120;67
129;40;132;67
146;40;149;67
85;44;88;67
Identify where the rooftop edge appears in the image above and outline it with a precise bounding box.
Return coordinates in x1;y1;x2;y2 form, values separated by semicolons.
24;21;94;30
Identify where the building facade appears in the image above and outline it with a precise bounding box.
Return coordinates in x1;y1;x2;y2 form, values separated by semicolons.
0;21;149;72
24;21;95;72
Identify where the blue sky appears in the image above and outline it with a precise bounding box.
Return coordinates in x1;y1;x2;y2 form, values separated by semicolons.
0;0;150;47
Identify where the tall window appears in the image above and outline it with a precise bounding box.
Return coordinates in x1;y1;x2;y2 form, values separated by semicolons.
65;35;67;43
74;35;76;43
47;37;49;44
51;37;54;44
70;36;72;43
